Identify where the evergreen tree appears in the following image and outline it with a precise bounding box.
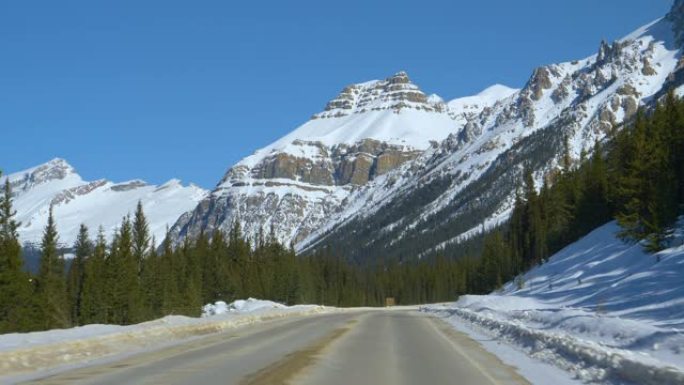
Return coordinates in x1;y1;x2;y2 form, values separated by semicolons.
178;239;202;316
140;236;162;319
576;142;612;233
119;216;145;324
36;206;69;329
66;224;91;325
107;216;144;324
616;107;677;250
0;176;35;332
80;227;107;325
159;228;181;315
132;201;150;275
666;91;684;205
521;167;546;266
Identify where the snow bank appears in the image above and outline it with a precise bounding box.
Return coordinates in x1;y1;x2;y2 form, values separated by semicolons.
0;300;328;379
424;222;684;384
202;298;286;317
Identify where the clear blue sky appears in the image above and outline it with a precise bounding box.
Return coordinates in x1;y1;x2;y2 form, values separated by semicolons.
1;0;672;188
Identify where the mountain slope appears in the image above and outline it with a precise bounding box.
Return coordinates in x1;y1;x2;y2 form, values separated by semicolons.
3;158;207;247
169;72;516;246
300;8;684;260
171;2;684;260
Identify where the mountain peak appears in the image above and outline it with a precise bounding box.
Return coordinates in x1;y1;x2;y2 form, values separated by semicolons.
5;157;79;187
34;157;77;180
387;70;411;84
315;71;432;119
44;157;74;171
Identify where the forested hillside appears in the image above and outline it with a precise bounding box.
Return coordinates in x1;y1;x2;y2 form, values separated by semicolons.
472;91;684;294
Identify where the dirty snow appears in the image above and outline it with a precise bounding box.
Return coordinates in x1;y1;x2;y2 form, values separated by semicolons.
0;299;327;382
201;298;286;317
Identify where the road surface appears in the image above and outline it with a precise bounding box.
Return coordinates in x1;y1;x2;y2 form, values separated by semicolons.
24;310;530;385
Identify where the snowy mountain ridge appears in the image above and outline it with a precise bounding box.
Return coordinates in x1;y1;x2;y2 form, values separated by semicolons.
298;10;684;259
169;72;518;247
2;158;208;248
170;5;684;255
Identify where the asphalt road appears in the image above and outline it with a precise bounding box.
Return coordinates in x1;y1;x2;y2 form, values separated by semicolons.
24;310;530;385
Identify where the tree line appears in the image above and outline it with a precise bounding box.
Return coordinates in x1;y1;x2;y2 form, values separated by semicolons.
0;184;479;333
2;92;683;333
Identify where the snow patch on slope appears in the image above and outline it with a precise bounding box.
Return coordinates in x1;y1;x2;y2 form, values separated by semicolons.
447;84;519;112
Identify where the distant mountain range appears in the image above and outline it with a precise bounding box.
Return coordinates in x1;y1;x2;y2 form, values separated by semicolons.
1;158;207;248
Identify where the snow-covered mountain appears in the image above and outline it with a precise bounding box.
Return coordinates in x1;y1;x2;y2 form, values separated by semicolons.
297;6;684;259
2;158;208;248
169;1;684;259
169;72;516;246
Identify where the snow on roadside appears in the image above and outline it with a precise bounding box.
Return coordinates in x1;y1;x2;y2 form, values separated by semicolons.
424;222;684;385
0;300;328;380
202;298;286;317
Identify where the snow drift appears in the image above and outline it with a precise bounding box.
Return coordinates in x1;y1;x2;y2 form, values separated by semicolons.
201;298;286;317
425;222;684;384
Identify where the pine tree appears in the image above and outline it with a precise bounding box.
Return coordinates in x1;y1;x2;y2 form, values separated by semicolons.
576;142;612;232
102;229;121;323
0;176;35;332
616;110;650;241
616;107;678;250
478;230;509;292
80;227;107;325
562;135;573;172
36;206;69;329
117;216;144;324
521;167;546;266
177;239;202;316
665;90;684;206
211;230;237;302
132;201;150;275
104;216;144;324
159;228;181;315
66;224;91;325
140;236;162;319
